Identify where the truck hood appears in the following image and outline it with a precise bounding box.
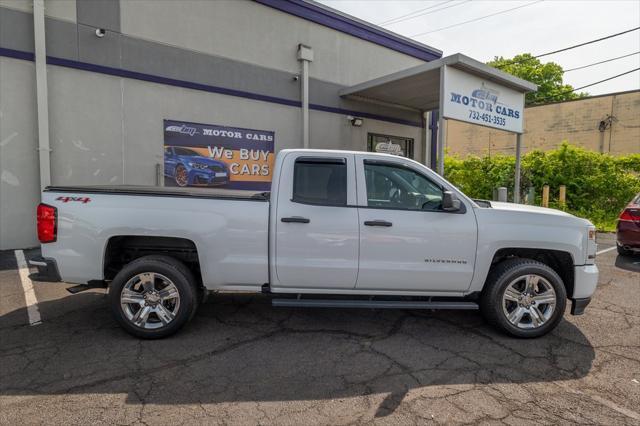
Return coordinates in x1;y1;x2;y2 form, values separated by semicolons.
486;201;592;225
489;201;572;217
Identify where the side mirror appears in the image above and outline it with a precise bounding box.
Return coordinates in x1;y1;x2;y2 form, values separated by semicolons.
442;191;461;211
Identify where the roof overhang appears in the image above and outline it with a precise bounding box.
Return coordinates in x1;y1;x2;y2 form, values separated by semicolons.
339;53;538;111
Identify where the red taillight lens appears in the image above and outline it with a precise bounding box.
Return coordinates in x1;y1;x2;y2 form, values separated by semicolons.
37;203;57;243
619;208;640;222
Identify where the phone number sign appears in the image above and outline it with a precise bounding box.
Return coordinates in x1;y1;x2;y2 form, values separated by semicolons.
442;66;525;133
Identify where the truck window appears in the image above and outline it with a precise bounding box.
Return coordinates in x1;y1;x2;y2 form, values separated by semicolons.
293;158;347;206
364;162;443;211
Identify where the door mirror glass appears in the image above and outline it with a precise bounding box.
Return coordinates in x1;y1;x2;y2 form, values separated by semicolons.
442;191;461;211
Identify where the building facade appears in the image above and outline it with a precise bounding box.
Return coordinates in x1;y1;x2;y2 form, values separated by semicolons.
446;90;640;157
0;0;443;249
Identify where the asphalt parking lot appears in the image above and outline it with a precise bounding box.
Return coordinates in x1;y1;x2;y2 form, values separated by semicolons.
1;233;638;425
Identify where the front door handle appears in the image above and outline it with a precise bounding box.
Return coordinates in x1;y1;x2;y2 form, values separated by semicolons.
364;220;392;227
281;216;310;223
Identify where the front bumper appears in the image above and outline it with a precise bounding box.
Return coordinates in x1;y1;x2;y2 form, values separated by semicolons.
28;256;61;282
189;169;229;186
570;264;598;315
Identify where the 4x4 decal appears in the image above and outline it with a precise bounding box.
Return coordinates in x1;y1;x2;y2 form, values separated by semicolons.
56;196;91;204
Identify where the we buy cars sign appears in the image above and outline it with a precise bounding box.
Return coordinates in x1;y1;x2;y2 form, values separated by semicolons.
442;66;525;133
163;119;274;191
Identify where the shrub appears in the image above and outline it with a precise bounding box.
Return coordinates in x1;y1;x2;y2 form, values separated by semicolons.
444;142;640;231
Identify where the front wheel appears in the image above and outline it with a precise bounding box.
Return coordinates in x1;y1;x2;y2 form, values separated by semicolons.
174;164;189;187
480;258;567;338
108;255;198;339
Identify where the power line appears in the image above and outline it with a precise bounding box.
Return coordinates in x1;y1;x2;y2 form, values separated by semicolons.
536;27;640;59
411;0;544;38
495;27;640;68
538;67;640;103
377;1;454;25
380;0;471;26
564;51;640;73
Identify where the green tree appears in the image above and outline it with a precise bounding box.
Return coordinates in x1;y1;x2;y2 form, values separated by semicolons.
487;54;587;105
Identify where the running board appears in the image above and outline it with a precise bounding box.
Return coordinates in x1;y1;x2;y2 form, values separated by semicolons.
271;299;478;310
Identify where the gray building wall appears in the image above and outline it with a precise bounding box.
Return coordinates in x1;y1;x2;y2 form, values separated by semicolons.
0;0;433;249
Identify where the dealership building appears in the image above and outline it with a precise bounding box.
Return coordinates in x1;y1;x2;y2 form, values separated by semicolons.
0;0;535;250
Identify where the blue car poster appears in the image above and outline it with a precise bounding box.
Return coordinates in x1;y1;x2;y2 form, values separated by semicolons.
163;119;275;191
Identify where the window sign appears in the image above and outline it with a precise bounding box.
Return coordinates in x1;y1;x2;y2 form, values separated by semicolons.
163;119;274;190
442;66;525;133
367;134;414;158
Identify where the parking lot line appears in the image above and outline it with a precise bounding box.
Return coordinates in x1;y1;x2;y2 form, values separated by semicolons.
14;250;42;326
596;246;617;255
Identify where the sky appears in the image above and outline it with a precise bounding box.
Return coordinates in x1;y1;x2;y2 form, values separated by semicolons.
317;0;640;96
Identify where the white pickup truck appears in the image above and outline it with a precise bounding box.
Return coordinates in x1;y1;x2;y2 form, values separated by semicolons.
32;149;598;339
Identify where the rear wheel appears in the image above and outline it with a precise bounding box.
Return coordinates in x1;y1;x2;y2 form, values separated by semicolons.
617;243;632;257
480;258;566;338
109;255;198;339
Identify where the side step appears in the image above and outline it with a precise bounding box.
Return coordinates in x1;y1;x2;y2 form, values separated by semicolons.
66;280;108;294
272;299;478;310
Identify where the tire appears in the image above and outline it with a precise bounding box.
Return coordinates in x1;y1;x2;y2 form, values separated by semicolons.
174;164;189;187
480;258;567;338
617;243;632;257
108;255;199;339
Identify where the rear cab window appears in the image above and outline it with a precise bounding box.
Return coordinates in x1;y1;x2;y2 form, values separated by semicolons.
293;158;348;206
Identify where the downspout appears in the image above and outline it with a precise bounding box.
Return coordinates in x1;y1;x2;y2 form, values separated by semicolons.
297;44;313;149
33;0;51;190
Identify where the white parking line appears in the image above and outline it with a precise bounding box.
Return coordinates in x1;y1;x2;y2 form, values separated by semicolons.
597;246;617;255
14;250;42;326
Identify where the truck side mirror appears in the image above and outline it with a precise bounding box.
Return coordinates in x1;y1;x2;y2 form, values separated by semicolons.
442;191;461;212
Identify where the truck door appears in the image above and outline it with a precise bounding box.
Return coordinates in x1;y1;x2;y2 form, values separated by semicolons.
354;154;477;292
273;152;359;289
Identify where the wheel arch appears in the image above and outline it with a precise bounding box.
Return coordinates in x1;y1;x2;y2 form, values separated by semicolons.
488;248;575;298
103;235;203;286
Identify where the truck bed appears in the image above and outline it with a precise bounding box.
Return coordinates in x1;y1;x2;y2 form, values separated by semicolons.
45;185;269;201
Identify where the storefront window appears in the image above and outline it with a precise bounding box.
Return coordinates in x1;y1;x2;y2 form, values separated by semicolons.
367;134;414;159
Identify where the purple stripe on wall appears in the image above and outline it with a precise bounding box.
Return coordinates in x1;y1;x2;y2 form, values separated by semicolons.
253;0;441;62
0;46;423;128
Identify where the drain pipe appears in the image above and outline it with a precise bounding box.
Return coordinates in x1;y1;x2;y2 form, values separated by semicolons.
297;44;313;149
33;0;51;189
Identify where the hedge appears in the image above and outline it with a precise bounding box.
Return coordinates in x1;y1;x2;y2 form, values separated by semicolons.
444;142;640;231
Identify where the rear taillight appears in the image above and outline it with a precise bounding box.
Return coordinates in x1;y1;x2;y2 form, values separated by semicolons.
619;208;640;222
37;203;57;243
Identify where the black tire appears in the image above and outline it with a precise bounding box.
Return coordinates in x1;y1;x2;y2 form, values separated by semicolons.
108;255;199;339
617;243;632;257
480;258;567;338
174;164;189;187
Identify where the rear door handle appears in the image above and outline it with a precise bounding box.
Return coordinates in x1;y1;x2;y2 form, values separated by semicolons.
281;216;310;223
364;220;392;227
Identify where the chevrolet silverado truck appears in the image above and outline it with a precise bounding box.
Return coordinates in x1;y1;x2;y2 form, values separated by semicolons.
31;149;599;339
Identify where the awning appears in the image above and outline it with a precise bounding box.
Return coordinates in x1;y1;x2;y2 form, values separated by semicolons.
339;53;537;112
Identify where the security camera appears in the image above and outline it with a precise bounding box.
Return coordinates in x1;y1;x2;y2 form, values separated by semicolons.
347;116;363;127
292;74;300;81
95;28;106;38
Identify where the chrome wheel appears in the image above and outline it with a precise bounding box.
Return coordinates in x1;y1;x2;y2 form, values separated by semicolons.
502;274;556;329
175;165;188;187
120;272;181;330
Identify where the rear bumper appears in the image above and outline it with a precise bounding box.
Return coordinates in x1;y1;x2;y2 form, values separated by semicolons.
570;264;598;315
617;221;640;249
28;256;61;282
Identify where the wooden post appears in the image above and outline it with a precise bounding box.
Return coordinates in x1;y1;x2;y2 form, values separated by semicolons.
559;185;566;209
542;185;550;208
